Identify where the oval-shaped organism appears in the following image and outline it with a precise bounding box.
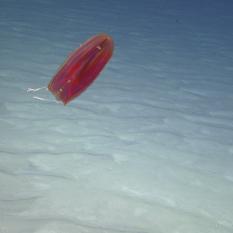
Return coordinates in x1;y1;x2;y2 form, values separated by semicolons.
48;33;114;105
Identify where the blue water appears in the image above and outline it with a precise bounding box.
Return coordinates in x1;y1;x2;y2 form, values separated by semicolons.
0;0;233;232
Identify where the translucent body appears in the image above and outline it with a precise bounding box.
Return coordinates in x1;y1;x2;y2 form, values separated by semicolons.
48;33;114;105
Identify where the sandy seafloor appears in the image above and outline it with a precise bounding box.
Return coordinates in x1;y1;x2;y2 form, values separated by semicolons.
0;0;233;232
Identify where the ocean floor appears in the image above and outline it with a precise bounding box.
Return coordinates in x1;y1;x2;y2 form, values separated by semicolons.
0;0;233;232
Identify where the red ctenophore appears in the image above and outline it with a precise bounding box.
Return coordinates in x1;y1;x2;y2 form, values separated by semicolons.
48;33;114;105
